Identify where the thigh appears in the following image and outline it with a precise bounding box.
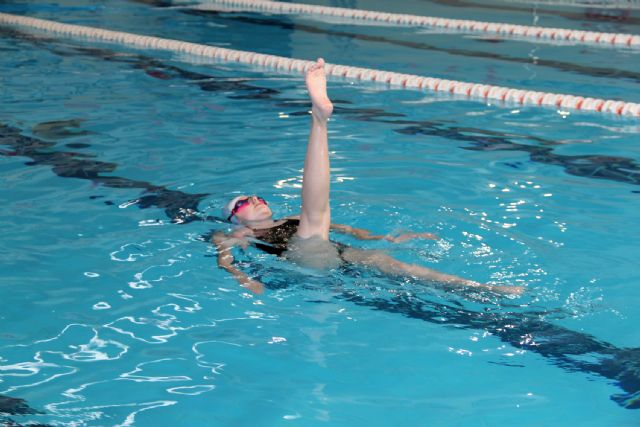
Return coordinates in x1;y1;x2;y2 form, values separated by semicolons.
340;247;389;263
340;247;417;277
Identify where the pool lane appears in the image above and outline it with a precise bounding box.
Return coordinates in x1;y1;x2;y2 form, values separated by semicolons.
2;19;640;412
3;118;640;409
2;25;640;190
2;0;639;102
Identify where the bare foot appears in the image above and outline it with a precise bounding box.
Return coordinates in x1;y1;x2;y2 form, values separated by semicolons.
461;280;524;297
305;58;333;122
486;284;525;296
242;278;265;295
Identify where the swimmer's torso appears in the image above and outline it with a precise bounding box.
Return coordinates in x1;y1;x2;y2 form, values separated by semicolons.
250;218;346;270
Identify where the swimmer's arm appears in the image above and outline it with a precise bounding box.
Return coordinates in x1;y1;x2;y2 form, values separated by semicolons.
330;223;438;243
330;223;387;240
213;232;264;295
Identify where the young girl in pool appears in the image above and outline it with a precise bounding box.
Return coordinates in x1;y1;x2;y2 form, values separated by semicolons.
213;58;523;296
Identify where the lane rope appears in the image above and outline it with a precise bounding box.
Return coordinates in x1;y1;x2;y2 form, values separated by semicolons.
193;0;640;49
0;12;638;117
502;0;640;9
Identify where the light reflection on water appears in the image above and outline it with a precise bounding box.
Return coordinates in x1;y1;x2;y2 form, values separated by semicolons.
1;2;639;425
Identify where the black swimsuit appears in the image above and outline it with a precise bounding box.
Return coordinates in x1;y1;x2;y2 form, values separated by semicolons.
251;218;348;260
251;218;300;257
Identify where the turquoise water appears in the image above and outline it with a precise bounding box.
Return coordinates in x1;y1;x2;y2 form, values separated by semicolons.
1;0;640;426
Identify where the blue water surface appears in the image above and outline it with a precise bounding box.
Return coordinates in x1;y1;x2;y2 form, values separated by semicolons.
1;0;639;426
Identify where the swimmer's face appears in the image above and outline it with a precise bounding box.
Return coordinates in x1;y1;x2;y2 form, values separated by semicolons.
231;195;273;223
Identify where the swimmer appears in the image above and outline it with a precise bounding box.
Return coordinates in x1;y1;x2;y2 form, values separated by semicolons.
213;58;524;296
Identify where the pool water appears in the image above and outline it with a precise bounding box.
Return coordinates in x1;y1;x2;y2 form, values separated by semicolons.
1;0;639;426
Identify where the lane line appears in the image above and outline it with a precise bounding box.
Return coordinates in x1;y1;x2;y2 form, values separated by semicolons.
192;0;640;49
0;12;637;117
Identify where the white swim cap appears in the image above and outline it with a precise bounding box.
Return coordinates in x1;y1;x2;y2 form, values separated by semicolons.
222;195;246;223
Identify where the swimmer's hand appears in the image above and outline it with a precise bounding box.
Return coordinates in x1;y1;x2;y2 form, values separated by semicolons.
225;236;249;250
241;277;265;295
385;232;439;243
465;280;525;296
214;231;261;294
331;224;438;242
489;284;525;296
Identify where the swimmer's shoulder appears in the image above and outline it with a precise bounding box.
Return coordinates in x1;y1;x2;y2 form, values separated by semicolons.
212;226;252;243
222;226;255;240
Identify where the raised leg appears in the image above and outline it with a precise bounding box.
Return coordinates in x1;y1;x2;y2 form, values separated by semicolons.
341;247;524;296
296;58;334;241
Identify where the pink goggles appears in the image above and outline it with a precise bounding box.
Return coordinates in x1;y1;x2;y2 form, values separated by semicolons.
227;196;267;221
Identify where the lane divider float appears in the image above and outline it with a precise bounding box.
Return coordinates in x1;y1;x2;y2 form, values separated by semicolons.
502;0;640;9
0;12;637;117
193;0;640;49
